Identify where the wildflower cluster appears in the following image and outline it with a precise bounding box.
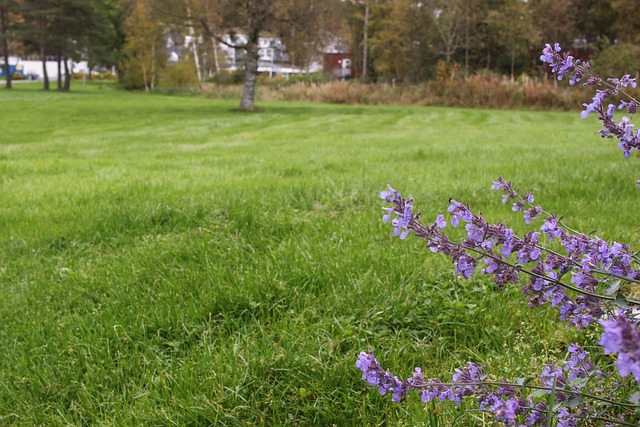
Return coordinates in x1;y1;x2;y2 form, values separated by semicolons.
358;43;640;425
380;180;640;360
382;179;640;329
365;183;640;423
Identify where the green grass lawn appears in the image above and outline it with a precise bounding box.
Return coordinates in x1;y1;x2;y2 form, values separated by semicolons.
0;82;638;425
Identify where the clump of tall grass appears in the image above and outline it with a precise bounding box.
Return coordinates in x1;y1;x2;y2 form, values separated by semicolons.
202;72;640;111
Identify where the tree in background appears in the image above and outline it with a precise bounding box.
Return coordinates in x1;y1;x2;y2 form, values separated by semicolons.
341;0;366;81
486;0;539;80
530;0;577;49
366;1;398;82
198;0;223;77
48;0;98;90
11;0;120;90
574;0;616;43
591;42;640;78
18;0;58;90
367;0;433;82
277;0;344;74
9;0;640;92
86;0;125;79
196;0;339;111
460;0;483;77
610;0;640;43
121;0;165;91
431;0;465;65
0;0;15;89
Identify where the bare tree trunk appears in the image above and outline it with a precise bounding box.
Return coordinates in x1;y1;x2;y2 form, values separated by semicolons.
141;52;149;92
41;42;49;90
203;0;219;75
56;54;62;90
361;3;369;83
0;4;11;89
239;34;259;111
186;3;202;83
210;35;220;74
464;13;469;77
510;49;515;82
485;44;491;71
63;56;70;91
151;44;155;91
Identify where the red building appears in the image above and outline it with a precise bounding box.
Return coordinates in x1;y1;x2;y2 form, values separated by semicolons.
324;53;357;79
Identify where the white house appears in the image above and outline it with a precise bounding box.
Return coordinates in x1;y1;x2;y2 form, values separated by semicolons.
216;33;313;77
168;32;310;78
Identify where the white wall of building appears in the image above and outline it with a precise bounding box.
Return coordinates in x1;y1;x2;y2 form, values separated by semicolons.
6;56;89;79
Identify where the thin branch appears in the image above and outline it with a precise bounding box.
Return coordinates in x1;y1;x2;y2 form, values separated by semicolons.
418;380;639;410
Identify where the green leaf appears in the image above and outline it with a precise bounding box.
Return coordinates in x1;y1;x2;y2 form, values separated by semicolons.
530;388;548;399
605;280;622;296
568;376;589;390
567;394;581;409
615;292;630;308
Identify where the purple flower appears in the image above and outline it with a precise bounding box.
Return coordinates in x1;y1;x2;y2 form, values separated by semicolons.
564;344;601;382
492;398;520;425
619;99;638;114
448;199;472;227
382;207;394;223
512;200;525;212
391;202;414;239
541;216;563;241
523;192;534;203
357;352;378;373
599;315;640;382
556;407;577;427
540;43;576;81
492;177;518;202
539;42;561;64
456;255;476;279
525;402;548;426
581;89;612;119
608;74;637;92
465;223;484;242
380;184;400;203
483;258;499;274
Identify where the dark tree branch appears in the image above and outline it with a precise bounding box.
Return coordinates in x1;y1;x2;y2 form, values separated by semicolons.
198;17;246;50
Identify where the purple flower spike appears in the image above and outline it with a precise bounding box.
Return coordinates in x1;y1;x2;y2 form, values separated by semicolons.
541;43;640;181
540;43;581;83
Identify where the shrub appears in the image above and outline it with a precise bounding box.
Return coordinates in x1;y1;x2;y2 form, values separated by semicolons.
158;61;199;89
591;42;640;80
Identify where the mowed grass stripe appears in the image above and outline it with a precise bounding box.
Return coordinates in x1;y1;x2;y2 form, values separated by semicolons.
0;83;637;425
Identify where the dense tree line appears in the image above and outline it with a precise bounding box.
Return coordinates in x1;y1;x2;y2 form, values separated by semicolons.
0;0;122;91
349;0;636;83
2;0;640;109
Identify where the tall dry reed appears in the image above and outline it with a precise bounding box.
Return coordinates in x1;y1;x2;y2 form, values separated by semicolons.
202;74;640;111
